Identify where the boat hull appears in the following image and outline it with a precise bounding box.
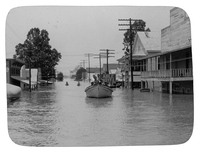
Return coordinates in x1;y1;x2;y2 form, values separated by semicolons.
85;84;113;98
7;83;22;101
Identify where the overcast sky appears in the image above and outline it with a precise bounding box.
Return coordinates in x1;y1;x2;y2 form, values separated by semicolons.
6;6;173;75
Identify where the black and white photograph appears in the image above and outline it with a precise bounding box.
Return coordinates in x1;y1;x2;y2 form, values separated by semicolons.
5;5;193;147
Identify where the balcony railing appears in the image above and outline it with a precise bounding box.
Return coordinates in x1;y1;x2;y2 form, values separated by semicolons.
141;68;193;79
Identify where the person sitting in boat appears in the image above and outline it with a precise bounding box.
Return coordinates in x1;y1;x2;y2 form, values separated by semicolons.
93;75;97;81
77;81;80;86
93;75;99;85
66;81;69;86
103;82;108;86
99;79;103;85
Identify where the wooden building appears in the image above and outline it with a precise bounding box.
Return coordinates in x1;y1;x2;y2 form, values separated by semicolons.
6;58;41;90
6;58;25;86
117;31;161;88
139;7;192;94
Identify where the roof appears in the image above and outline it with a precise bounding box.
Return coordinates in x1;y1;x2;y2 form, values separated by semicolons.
117;56;125;63
137;31;161;51
117;31;161;63
6;58;25;66
117;54;146;63
11;76;37;85
70;65;81;73
103;63;119;70
86;67;103;73
139;46;191;60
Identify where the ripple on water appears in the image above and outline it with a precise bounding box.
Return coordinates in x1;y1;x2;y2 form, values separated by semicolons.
7;80;193;146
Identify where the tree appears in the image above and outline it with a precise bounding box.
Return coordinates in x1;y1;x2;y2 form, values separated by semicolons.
57;72;64;81
75;67;86;81
14;28;62;80
122;20;150;55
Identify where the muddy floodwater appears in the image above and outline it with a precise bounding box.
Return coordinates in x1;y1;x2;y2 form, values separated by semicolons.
7;79;193;146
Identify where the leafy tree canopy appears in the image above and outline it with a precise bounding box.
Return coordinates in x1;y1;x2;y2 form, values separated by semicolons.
75;67;86;81
57;72;64;81
123;20;150;56
14;27;62;79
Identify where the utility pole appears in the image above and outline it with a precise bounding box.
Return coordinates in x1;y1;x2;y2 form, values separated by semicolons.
93;54;102;79
93;53;107;79
84;53;93;82
26;49;32;92
80;60;87;69
100;49;115;74
118;18;142;90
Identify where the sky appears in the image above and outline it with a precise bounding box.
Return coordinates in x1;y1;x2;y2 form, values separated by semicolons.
6;6;173;75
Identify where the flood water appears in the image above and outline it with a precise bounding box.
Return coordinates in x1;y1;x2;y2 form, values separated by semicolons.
7;79;193;146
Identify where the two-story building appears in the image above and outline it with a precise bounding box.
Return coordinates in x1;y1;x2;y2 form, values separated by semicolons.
6;58;41;90
6;58;25;86
140;7;192;94
117;31;161;88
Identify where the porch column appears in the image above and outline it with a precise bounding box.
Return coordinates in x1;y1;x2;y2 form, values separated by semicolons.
155;57;157;70
150;58;152;74
152;81;154;92
169;81;172;94
159;82;162;92
141;80;143;89
170;53;172;77
146;81;148;88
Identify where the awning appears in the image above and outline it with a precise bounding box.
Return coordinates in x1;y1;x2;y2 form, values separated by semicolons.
11;76;37;85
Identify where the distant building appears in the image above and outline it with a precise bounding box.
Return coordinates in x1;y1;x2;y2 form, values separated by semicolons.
6;58;24;86
86;67;103;74
85;67;103;81
102;63;119;74
70;65;81;79
86;65;119;85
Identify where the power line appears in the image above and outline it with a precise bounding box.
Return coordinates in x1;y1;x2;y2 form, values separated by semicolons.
7;23;23;41
61;54;85;56
80;60;87;68
84;53;94;82
93;53;108;75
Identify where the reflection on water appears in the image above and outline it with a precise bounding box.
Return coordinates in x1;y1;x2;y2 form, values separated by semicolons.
85;97;113;108
7;79;193;146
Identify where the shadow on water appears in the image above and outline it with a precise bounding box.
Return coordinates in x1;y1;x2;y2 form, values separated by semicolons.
85;97;113;108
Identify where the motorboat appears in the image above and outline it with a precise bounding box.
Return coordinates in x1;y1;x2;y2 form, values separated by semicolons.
85;84;113;98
